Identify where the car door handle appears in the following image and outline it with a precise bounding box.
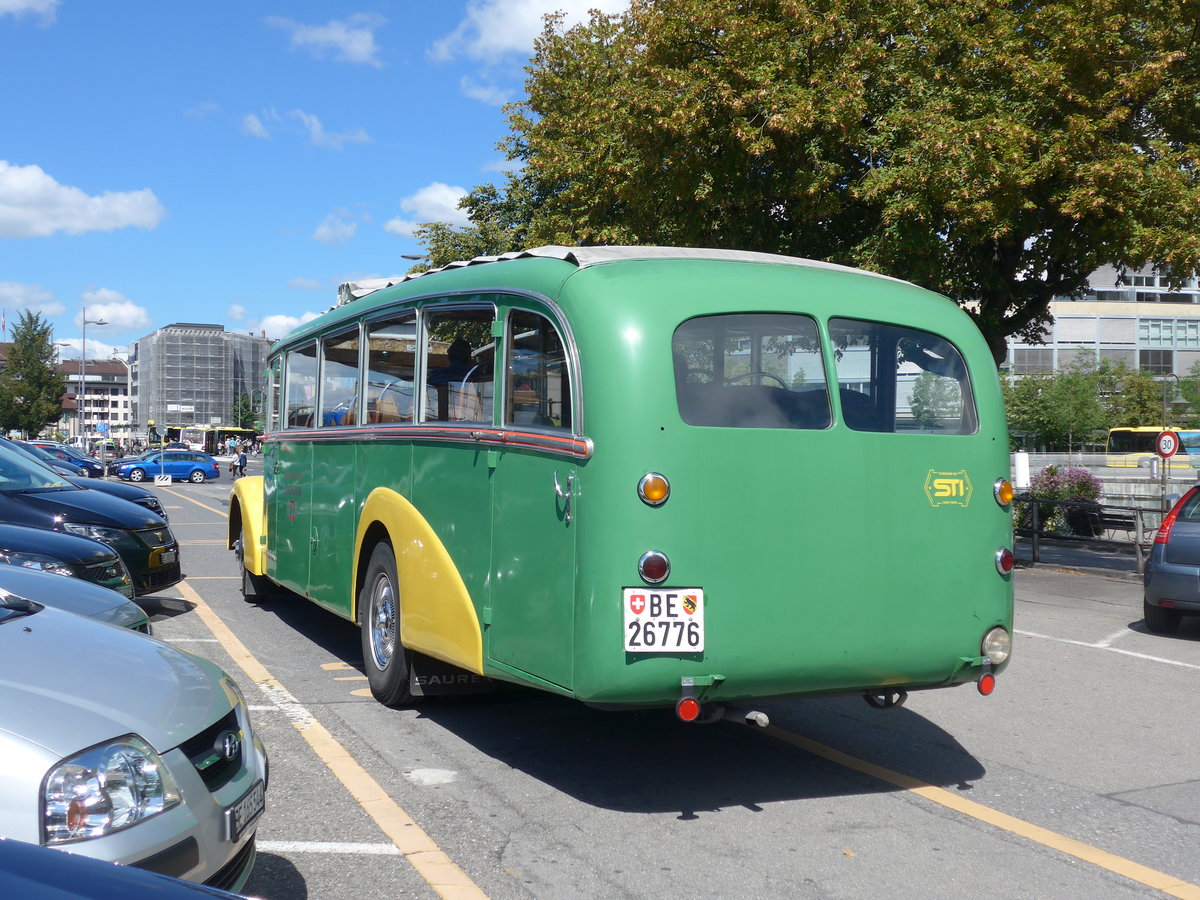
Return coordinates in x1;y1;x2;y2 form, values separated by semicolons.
553;470;574;525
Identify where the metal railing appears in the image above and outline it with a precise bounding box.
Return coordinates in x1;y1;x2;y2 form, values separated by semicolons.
1014;496;1161;573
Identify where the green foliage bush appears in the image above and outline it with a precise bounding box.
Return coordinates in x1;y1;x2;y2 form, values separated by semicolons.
1016;465;1102;535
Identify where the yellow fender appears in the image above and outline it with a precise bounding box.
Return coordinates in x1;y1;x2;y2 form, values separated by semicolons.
228;476;267;575
354;487;484;675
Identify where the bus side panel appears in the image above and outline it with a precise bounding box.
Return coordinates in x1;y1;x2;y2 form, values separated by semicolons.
355;486;485;674
304;439;362;617
267;438;312;597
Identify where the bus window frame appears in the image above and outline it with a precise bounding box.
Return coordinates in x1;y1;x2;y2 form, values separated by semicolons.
283;341;319;429
418;300;499;426
318;325;363;428
502;307;574;432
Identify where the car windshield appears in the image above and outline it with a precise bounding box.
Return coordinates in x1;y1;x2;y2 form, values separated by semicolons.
0;444;73;492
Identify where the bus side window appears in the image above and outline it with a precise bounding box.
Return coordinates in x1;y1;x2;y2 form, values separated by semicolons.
505;310;571;430
422;308;495;424
319;328;360;427
284;343;318;429
365;310;417;424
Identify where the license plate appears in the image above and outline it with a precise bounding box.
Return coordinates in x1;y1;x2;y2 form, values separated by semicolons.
224;780;265;843
160;549;177;564
623;588;704;652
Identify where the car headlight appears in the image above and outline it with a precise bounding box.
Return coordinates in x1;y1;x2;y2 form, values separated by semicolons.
62;523;135;548
42;735;181;845
0;551;76;578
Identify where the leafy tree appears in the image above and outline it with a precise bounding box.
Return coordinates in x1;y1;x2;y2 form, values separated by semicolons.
0;311;66;437
909;372;961;428
1095;362;1167;426
1002;352;1108;450
452;0;1200;365
231;393;254;429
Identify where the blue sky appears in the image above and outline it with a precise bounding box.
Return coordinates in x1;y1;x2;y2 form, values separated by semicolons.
0;0;626;359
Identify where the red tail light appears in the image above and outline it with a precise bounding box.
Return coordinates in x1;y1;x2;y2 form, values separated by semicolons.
1156;487;1199;544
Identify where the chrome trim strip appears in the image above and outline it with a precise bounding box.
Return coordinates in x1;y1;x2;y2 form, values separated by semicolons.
268;425;594;460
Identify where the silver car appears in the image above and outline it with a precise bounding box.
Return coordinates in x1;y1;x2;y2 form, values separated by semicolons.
0;566;149;632
0;595;268;892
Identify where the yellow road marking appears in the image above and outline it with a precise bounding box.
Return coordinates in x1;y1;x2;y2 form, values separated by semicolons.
760;725;1200;900
176;583;487;900
158;486;229;519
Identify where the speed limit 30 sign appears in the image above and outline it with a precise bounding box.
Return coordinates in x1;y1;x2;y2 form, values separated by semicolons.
1156;430;1180;458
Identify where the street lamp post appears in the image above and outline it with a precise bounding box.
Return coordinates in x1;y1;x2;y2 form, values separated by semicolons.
79;308;108;446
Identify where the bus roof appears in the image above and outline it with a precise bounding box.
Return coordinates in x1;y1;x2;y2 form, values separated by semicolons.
336;245;907;306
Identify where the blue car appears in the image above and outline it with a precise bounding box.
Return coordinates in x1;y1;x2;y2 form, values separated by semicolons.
28;442;103;477
114;451;221;484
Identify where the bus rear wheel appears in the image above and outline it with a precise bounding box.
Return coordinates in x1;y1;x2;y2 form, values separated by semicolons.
360;542;416;707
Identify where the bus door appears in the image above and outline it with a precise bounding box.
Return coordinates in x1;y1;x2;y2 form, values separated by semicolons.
487;309;576;690
407;307;497;633
269;343;317;594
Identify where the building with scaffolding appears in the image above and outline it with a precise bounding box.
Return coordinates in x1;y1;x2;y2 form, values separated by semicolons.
130;324;271;438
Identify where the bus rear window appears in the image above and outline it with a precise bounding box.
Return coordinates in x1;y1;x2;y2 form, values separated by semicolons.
829;318;976;434
672;314;830;429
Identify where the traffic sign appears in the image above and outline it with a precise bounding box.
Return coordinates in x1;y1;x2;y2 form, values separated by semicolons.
1156;430;1180;458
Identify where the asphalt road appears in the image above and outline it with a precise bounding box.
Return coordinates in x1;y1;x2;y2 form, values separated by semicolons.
135;469;1200;900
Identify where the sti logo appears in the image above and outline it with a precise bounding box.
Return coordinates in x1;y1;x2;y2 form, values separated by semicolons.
924;470;973;507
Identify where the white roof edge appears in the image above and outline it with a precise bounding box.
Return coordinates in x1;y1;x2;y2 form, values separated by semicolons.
336;245;904;305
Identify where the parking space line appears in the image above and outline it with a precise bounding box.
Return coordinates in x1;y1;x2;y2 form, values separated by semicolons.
157;486;229;518
758;725;1200;900
176;579;489;900
1016;628;1200;671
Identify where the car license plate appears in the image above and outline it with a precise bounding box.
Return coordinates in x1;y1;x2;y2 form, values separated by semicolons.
224;780;265;843
160;549;176;564
623;588;704;652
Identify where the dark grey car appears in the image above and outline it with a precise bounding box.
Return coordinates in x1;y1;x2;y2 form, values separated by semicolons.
1142;485;1200;632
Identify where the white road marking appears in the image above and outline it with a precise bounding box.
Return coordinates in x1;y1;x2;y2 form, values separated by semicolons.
258;841;402;856
1016;629;1200;670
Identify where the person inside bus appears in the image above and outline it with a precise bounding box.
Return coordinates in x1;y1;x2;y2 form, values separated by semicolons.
428;338;476;386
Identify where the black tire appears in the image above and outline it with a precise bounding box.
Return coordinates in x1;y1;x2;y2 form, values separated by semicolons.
359;542;415;707
189;469;206;483
1144;598;1182;634
234;521;274;602
79;466;91;478
128;468;146;482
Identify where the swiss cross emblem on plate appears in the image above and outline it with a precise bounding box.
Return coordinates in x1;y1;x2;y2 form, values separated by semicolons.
629;593;646;616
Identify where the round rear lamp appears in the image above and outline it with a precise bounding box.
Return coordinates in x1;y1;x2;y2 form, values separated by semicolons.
638;473;670;506
994;478;1014;508
638;550;670;584
676;697;701;722
978;673;996;695
995;547;1015;576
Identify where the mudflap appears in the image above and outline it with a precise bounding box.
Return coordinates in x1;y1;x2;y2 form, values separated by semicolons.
408;653;494;697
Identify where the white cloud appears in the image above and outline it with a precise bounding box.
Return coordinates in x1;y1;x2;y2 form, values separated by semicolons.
265;14;385;67
0;280;63;316
259;311;320;340
186;101;220;118
78;288;151;332
460;75;510;107
228;303;247;322
0;0;58;25
242;112;271;139
290;110;369;149
383;182;470;237
430;0;628;64
289;276;324;291
55;337;125;361
0;161;166;239
313;212;357;245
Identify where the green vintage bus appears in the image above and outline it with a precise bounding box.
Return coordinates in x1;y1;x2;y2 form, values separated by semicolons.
229;246;1014;720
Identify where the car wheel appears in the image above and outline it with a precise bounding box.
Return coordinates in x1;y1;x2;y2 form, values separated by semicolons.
189;469;206;484
79;467;91;477
128;468;146;482
359;542;416;707
1143;597;1182;634
235;521;275;602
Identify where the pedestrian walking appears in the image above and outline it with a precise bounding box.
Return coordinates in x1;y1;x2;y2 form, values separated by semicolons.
237;449;247;478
